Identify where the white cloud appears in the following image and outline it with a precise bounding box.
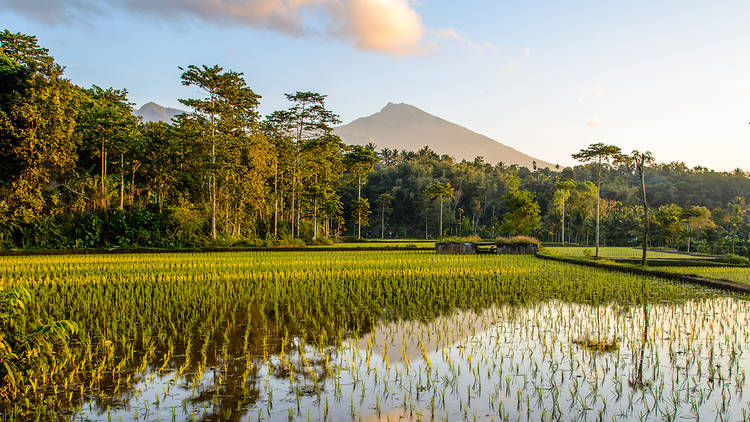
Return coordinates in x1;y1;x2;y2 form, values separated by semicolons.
429;28;498;53
578;84;606;103
523;47;530;57
498;60;516;75
434;28;461;40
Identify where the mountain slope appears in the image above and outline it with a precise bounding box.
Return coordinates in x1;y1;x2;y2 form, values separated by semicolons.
134;102;185;123
334;103;556;169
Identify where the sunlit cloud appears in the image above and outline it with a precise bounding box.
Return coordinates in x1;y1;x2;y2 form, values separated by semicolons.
1;0;428;55
586;118;603;127
523;47;530;57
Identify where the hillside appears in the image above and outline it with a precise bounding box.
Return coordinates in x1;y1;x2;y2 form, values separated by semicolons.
334;102;556;169
134;102;184;123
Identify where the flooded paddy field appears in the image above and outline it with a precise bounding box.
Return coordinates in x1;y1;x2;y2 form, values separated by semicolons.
1;251;748;421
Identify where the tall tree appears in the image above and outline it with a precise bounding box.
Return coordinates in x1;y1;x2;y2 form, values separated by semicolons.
554;180;575;245
426;182;455;237
376;193;393;239
79;86;140;209
269;92;341;238
344;145;377;239
572;143;621;257
179;64;261;240
728;197;746;254
616;150;654;265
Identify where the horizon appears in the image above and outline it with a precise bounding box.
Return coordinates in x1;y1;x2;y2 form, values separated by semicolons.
2;0;749;171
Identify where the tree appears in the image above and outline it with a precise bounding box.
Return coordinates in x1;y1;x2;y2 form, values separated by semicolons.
500;188;541;236
572;143;622;257
426;182;455;237
376;193;393;239
728;197;746;254
616;150;654;265
345;145;377;239
268;92;341;238
680;206;714;253
0;31;78;239
554;180;575;245
302;134;344;240
79;85;140;210
179;64;261;240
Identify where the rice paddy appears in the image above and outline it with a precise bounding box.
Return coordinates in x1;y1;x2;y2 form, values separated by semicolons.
1;250;749;421
653;266;750;285
544;246;707;260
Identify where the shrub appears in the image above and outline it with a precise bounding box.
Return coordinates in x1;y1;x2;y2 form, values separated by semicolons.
719;254;750;265
496;236;540;247
438;235;482;244
162;206;207;247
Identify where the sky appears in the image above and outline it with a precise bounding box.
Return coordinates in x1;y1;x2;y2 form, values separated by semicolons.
2;0;749;171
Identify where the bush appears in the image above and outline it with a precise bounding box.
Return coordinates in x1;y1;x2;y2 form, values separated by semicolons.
273;236;306;248
438;235;482;244
308;237;334;246
718;254;750;265
162;206;207;247
496;236;540;247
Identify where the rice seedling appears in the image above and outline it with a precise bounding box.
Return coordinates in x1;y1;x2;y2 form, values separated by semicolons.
0;251;747;420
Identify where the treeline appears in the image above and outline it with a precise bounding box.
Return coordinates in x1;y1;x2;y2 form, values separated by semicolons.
1;30;749;255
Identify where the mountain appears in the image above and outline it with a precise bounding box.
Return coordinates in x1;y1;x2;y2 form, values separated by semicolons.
334;102;556;169
134;102;185;123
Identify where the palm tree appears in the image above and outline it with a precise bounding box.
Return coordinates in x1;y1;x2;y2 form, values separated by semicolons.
426;182;455;237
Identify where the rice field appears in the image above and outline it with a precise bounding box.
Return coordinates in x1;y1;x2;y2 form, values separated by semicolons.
653;266;750;285
310;241;435;248
544;246;708;260
1;251;749;421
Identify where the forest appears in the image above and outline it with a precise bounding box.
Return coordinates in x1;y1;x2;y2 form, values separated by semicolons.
2;29;749;255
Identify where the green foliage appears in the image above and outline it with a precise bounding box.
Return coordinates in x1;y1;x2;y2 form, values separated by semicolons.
500;189;541;236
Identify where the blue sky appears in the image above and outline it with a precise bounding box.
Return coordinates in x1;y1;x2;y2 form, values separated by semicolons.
2;0;749;170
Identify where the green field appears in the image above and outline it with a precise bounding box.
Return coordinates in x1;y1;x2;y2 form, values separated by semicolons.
544;246;708;259
311;240;435;248
651;266;750;285
1;250;749;420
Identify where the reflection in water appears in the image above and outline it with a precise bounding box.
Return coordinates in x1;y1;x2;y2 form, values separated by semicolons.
77;297;750;421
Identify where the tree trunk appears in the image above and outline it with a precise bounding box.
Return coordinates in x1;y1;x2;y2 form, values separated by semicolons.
291;168;296;238
273;159;278;238
561;194;566;246
381;203;385;239
119;152;124;210
596;156;601;257
640;162;649;266
101;140;106;208
357;174;362;240
210;96;217;241
130;163;137;206
439;196;444;237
